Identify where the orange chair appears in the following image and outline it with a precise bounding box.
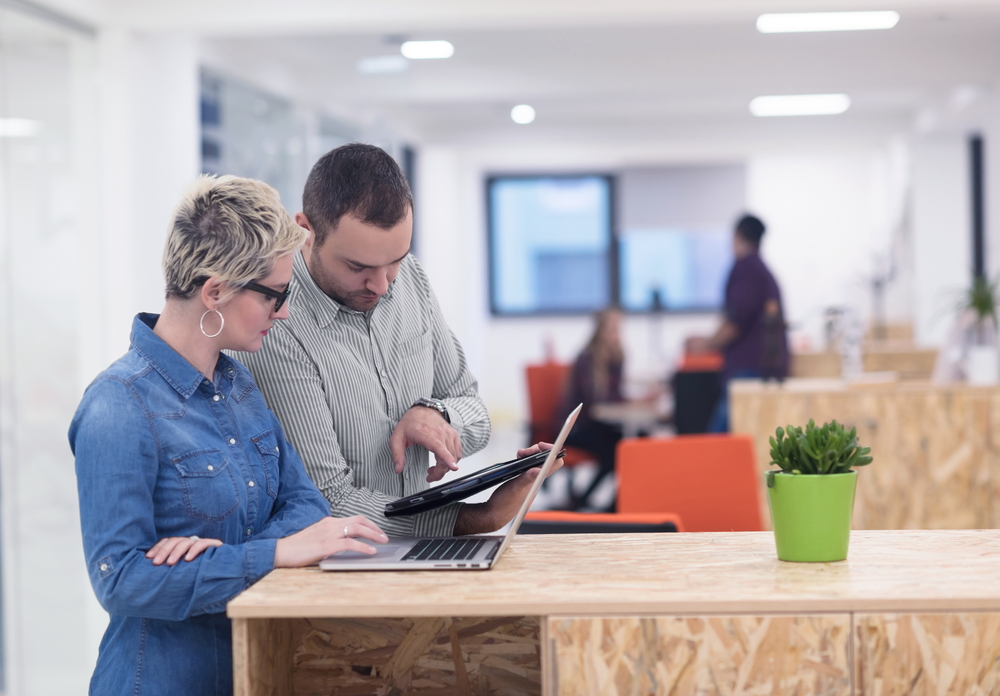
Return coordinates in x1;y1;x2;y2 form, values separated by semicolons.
616;435;763;532
524;362;591;466
679;351;724;372
521;511;684;534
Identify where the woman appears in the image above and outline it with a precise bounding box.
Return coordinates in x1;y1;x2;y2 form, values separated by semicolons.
559;307;626;510
69;175;387;695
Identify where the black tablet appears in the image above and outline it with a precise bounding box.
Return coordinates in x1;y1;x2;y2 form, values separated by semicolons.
383;448;566;518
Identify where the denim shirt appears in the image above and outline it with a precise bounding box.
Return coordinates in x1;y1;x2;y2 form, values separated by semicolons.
69;313;329;696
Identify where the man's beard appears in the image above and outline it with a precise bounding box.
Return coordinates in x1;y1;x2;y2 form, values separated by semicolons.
311;249;381;312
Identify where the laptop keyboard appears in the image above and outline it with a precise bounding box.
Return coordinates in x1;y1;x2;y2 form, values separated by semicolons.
402;538;486;562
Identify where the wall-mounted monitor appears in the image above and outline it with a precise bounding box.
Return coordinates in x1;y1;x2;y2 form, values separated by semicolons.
486;164;745;316
488;174;613;315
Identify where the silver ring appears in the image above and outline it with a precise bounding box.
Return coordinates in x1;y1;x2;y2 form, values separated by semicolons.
344;526;350;538
189;535;199;541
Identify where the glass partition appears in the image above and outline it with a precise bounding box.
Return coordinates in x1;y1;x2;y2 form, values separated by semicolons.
0;6;99;692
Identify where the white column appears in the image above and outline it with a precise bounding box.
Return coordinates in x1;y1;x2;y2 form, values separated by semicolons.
911;135;972;347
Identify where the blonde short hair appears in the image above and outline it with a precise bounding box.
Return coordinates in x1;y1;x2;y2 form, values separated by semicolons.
163;175;306;299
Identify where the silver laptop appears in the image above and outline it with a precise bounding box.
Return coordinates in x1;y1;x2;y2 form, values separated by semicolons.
319;403;582;571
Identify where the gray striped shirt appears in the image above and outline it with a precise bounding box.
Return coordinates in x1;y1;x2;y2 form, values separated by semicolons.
232;252;491;537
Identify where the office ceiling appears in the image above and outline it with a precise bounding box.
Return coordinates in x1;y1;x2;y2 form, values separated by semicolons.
44;0;1000;146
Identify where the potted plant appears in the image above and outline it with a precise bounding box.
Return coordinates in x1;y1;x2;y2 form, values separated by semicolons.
961;275;999;384
766;419;872;562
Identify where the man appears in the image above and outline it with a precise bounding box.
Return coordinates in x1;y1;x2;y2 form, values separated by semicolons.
237;144;539;537
686;214;788;432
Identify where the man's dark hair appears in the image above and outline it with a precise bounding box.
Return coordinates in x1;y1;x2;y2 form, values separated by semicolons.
735;214;766;246
302;143;413;246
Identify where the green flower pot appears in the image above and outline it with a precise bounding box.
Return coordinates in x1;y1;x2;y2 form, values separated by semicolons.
766;471;857;562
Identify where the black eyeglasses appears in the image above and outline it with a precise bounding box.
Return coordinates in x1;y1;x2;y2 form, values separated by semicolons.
243;281;290;312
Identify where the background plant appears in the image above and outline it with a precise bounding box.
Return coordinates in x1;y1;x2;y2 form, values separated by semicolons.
767;419;872;487
959;275;999;326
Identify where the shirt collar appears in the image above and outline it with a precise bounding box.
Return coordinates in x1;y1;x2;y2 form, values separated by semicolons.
291;251;396;329
129;313;209;399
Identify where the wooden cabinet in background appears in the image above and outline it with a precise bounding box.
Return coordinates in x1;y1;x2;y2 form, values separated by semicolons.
731;378;1000;531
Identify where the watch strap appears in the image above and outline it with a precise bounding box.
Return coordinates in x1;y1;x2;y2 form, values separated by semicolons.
412;397;450;423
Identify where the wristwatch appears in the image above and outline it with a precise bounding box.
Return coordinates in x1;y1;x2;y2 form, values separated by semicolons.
412;397;450;423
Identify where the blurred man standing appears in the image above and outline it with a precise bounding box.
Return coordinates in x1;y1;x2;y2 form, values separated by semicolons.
686;214;788;431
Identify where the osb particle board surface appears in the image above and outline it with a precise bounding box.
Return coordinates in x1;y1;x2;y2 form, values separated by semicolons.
855;613;1000;695
730;379;1000;531
227;531;1000;619
290;616;541;696
550;615;851;696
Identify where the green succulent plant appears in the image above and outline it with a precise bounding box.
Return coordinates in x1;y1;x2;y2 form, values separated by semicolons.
766;419;872;488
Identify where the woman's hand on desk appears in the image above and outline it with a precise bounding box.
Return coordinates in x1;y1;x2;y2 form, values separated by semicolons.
273;515;388;568
454;443;560;535
146;536;224;566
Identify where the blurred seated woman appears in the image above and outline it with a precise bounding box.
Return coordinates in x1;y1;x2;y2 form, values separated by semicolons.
557;307;626;510
69;175;387;696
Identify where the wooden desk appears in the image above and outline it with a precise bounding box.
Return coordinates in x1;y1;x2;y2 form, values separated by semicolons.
228;530;1000;695
590;401;667;438
790;347;938;381
731;378;1000;530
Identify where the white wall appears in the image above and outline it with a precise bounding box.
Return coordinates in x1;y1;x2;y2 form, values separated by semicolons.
747;148;902;349
93;29;200;369
911;135;972;347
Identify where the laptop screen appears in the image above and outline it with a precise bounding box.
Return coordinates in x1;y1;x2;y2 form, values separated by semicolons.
491;403;582;562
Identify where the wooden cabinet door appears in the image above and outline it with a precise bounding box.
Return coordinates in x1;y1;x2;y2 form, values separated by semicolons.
855;613;1000;695
549;614;851;696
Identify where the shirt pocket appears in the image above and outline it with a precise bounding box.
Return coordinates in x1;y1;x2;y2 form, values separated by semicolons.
394;329;434;396
251;430;280;500
171;449;240;522
397;329;432;358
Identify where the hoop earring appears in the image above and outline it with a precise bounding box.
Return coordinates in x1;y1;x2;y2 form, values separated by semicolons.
200;309;225;338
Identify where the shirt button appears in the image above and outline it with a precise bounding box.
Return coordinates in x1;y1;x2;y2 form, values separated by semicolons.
275;446;279;453
99;563;108;572
207;465;214;471
213;395;220;402
246;528;252;536
248;481;255;487
229;438;236;445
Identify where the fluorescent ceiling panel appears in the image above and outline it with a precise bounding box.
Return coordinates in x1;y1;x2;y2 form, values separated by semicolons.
757;11;900;33
400;40;454;59
749;94;851;117
0;118;41;137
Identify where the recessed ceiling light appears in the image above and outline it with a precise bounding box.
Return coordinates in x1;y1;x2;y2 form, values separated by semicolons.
511;105;536;124
750;94;851;117
400;40;454;60
757;11;899;33
357;55;409;75
0;118;41;137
